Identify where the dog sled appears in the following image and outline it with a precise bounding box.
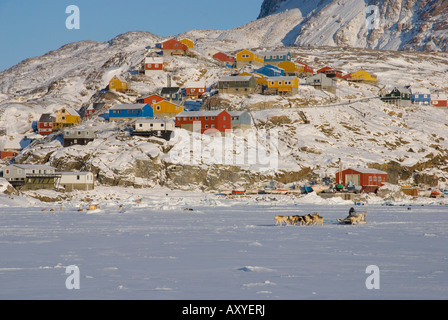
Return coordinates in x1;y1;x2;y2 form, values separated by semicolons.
337;209;367;225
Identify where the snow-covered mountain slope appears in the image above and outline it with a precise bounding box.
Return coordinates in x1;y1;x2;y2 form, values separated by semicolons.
255;0;448;51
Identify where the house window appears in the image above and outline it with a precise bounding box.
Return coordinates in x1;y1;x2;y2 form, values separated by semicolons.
211;117;215;120
369;176;372;182
211;124;215;128
139;124;143;128
373;176;377;182
205;117;208;120
195;117;199;120
199;89;204;93
62;117;66;120
205;125;209;129
379;177;382;182
157;106;161;111
155;64;159;68
77;175;80;180
78;132;81;135
223;116;226;120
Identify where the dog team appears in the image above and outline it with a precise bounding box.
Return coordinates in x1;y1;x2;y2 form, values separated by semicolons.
275;213;324;226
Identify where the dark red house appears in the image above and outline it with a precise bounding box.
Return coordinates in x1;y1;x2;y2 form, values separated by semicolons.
175;110;231;134
162;39;189;56
431;94;447;108
136;94;165;106
317;66;343;79
213;52;235;65
38;113;56;136
336;168;388;192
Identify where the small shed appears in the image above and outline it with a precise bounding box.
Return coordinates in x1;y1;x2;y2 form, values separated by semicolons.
306;73;337;94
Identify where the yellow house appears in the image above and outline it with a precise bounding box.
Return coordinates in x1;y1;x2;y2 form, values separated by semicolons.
238;72;267;86
54;107;81;129
180;38;194;49
153;100;184;117
278;61;304;76
348;70;378;83
109;76;129;93
236;50;264;68
266;76;299;96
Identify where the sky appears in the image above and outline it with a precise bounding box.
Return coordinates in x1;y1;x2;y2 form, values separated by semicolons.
0;0;263;72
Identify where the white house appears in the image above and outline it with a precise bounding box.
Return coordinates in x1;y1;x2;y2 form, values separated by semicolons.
2;164;58;190
134;118;175;132
57;172;95;191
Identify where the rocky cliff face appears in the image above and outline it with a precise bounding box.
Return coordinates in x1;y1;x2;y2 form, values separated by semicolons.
257;0;448;51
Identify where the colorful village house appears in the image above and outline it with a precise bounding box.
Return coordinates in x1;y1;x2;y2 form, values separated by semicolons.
265;76;299;96
109;104;154;122
136;94;165;106
144;57;164;76
344;70;378;84
431;93;448;108
255;64;285;77
235;50;264;68
410;87;431;106
336;168;388;194
63;128;96;147
212;52;235;66
162;39;189;57
57;172;95;192
228;111;252;131
2;164;60;190
317;66;344;79
152;100;184;117
0;150;19;160
296;61;314;75
180;38;194;49
184;81;207;100
238;72;267;89
259;50;291;66
306;73;337;94
83;103;108;119
37;113;56;135
132;118;175;141
218;76;257;95
109;75;129;93
55;107;81;130
175;110;231;134
160;87;183;105
380;86;412;107
278;61;304;76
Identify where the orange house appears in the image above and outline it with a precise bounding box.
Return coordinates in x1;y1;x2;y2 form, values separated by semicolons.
109;76;129;93
162;39;189;57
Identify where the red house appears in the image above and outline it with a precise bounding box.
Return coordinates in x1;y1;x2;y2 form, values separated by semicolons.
144;57;164;75
175;110;231;134
136;94;165;106
0;151;19;160
336;168;388;192
213;52;235;65
431;94;447;108
317;66;343;79
38;113;56;136
162;39;189;57
184;81;207;99
297;61;314;74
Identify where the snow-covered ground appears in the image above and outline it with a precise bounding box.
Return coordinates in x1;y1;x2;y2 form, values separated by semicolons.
1;188;447;300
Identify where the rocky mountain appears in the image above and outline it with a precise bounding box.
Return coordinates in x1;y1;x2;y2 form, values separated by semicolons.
256;0;448;51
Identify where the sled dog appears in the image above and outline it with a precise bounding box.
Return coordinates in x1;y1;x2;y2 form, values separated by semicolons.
275;215;291;226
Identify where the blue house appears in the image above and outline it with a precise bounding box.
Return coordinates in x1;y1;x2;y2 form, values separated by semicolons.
260;51;291;65
255;64;285;77
109;104;153;122
411;88;431;106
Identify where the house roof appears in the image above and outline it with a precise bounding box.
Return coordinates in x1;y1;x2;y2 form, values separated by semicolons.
345;168;387;174
267;76;297;81
39;113;55;122
220;76;253;82
135;118;175;124
410;87;431;95
11;164;55;170
228;111;249;116
59;172;92;176
258;51;290;57
145;57;164;63
63;107;80;116
432;93;447;100
184;81;206;88
110;104;149;110
161;87;181;94
176;110;226;118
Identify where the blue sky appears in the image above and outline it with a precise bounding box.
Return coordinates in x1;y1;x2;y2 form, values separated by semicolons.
0;0;263;72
